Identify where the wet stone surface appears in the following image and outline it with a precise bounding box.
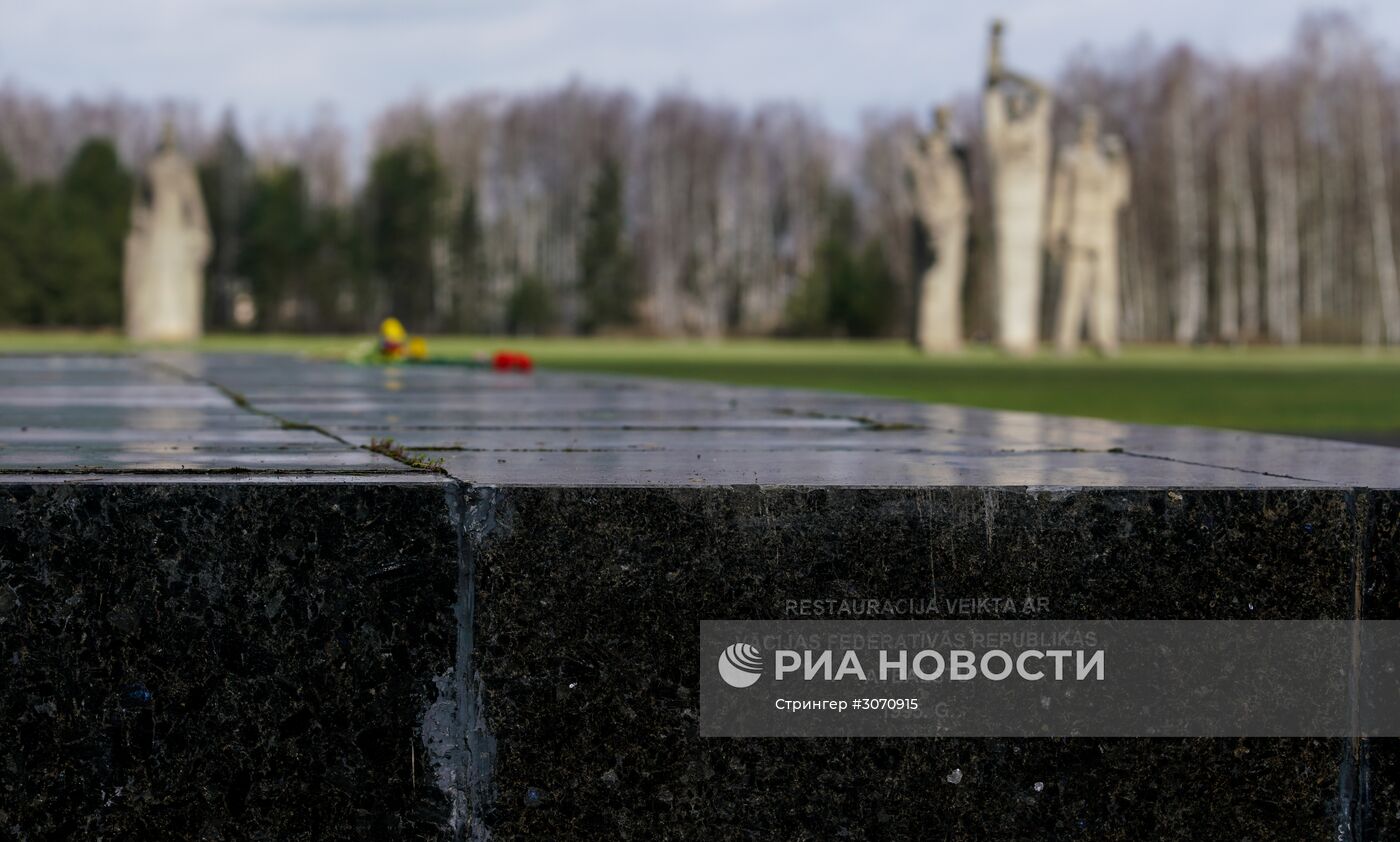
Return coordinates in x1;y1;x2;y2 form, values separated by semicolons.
7;352;1396;486
1;353;1399;839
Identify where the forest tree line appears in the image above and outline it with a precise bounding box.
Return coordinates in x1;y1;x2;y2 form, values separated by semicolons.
2;13;1399;344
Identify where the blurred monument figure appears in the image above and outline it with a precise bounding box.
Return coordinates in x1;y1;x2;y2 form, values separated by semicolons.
1048;107;1132;355
983;19;1054;354
903;106;970;352
123;125;211;342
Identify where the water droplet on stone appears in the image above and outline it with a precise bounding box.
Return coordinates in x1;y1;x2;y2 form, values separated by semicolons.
946;768;962;784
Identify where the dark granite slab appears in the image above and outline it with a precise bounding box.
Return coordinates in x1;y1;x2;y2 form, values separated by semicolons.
0;480;462;839
1364;492;1400;838
3;353;1399;839
471;485;1358;840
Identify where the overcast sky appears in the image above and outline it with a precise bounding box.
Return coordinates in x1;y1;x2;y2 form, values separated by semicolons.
3;0;1398;136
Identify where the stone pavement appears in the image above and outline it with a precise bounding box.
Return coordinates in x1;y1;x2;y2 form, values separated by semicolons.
2;353;1398;839
4;352;1398;487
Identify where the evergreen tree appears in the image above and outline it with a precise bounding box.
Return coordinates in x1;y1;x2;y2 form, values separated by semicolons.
449;187;485;332
578;157;635;332
0;147;28;324
198;117;252;329
0;140;130;328
241;166;312;330
506;274;557;335
363;141;443;330
785;192;895;337
303;204;365;332
55;139;131;326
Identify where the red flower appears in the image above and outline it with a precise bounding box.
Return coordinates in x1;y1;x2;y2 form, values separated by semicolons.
492;351;534;372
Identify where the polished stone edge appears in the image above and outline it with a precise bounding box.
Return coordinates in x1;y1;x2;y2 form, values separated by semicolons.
0;473;1365;490
0;479;466;837
0;472;454;485
459;483;1388;838
3;478;1392;838
454;480;1356;490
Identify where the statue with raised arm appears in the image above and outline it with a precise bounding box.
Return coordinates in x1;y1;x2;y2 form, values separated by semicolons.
1048;107;1131;355
983;19;1053;354
123;124;211;342
903;106;970;352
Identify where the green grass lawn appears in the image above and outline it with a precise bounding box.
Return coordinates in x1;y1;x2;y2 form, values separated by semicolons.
4;330;1400;436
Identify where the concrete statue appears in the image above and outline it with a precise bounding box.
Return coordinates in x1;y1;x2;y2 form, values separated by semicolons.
1048;107;1132;355
123;125;211;342
983;19;1054;354
903;106;970;352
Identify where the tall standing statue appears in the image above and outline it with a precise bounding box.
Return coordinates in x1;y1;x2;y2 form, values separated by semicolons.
903;106;970;352
1048;107;1131;354
983;19;1054;355
123;125;211;342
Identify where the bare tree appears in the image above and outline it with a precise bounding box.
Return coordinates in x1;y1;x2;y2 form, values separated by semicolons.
1359;62;1400;343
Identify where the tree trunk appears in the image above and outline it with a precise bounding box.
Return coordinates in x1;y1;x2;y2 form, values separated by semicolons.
1361;72;1400;344
1170;82;1206;344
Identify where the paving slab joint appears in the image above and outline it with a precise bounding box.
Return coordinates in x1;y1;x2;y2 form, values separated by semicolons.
144;354;446;475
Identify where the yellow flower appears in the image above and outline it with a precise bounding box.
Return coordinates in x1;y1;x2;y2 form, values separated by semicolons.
380;317;407;344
